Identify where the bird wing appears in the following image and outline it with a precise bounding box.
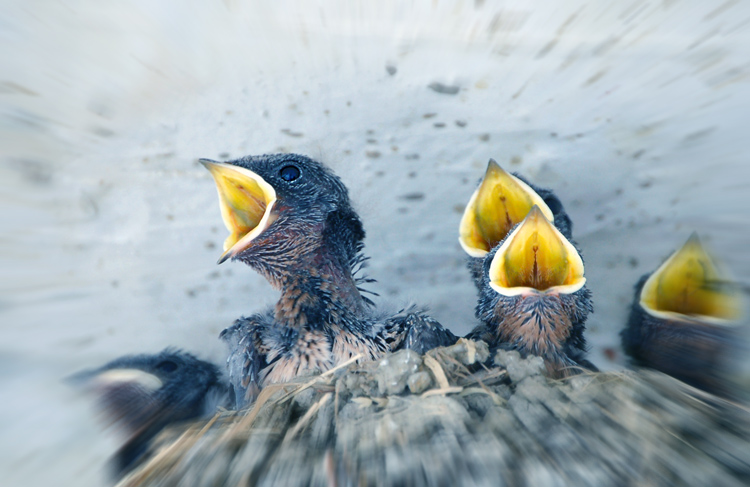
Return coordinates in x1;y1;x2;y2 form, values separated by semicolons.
386;306;458;355
220;316;269;409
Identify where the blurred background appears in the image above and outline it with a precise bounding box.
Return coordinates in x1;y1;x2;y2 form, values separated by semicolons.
1;1;749;485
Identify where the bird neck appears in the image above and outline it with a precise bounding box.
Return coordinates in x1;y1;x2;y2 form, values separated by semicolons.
272;232;367;330
481;292;578;373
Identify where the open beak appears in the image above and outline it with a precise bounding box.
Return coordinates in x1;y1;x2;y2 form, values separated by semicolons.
90;369;164;392
201;159;277;264
640;233;742;324
488;206;585;296
459;159;554;257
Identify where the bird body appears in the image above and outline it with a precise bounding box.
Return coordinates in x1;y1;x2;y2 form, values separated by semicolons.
70;349;228;476
458;160;593;376
203;154;455;407
472;282;594;376
220;308;393;408
622;234;744;396
467;206;594;377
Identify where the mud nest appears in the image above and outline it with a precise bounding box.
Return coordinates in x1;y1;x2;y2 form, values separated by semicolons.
117;339;750;487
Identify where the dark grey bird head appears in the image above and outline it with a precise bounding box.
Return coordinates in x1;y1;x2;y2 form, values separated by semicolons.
70;349;229;477
474;206;594;377
621;233;745;396
628;233;742;326
458;159;573;289
201;153;365;283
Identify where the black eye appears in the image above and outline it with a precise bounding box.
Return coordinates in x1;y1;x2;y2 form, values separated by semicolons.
279;165;300;182
155;360;178;373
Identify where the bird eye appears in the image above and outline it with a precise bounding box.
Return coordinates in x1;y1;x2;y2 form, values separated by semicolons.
155;360;178;373
279;165;300;182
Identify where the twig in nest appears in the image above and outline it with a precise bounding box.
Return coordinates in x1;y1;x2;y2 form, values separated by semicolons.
458;368;508;388
324;448;337;487
228;383;297;438
459;338;477;364
423;355;451;389
459;386;505;405
282;393;332;445
120;413;220;486
276;354;364;405
421;386;463;398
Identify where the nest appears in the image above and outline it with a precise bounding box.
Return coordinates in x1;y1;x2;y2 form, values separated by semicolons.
117;339;750;487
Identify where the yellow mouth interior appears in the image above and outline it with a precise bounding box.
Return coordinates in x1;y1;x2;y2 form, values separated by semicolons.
640;234;742;323
459;159;555;257
201;159;277;263
489;206;585;296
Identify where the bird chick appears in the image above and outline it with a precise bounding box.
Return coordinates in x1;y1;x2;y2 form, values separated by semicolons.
202;153;456;407
70;349;228;476
459;159;573;288
468;206;595;378
621;233;745;397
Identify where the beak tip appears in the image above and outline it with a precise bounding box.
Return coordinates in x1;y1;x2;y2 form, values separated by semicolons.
199;158;218;170
526;205;544;219
486;158;502;173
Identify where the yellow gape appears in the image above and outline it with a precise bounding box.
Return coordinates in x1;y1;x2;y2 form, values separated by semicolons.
201;160;277;263
489;206;585;297
640;234;742;323
459;159;554;257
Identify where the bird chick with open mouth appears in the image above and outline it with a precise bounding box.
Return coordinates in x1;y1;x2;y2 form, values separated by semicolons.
621;233;745;397
467;205;595;378
202;153;457;407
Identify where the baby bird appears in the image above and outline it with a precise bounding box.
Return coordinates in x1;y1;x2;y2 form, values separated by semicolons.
70;349;228;476
202;153;456;407
459;159;573;288
467;206;595;377
621;233;744;397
